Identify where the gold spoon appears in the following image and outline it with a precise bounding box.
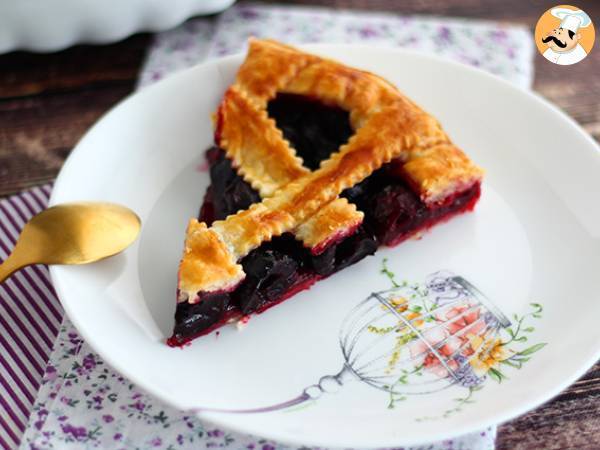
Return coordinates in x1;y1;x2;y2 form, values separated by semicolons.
0;202;141;283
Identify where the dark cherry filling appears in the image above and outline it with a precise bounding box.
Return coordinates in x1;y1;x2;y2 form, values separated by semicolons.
266;93;354;170
199;147;261;225
168;94;481;346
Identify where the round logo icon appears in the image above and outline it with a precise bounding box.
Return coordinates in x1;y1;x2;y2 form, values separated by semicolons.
535;5;595;65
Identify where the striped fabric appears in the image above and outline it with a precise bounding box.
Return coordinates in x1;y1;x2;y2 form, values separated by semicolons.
0;184;62;450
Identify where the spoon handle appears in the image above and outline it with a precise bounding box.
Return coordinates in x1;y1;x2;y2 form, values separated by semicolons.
0;251;28;284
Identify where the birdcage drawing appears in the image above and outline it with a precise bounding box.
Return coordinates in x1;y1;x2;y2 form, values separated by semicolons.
194;269;515;414
292;270;512;405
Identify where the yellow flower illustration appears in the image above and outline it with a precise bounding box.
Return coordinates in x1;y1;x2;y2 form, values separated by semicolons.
468;336;509;375
389;296;409;312
405;311;424;328
386;296;425;327
376;296;428;373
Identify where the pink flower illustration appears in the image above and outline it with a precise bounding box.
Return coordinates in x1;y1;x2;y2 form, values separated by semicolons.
411;304;487;378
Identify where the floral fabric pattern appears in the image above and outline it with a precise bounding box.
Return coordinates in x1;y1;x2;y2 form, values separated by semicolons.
22;3;535;449
22;319;495;450
138;4;534;90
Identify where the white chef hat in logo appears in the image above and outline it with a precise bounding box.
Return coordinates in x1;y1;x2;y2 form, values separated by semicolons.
551;7;592;33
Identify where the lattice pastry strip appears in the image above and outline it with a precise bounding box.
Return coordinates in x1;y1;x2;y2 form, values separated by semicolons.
227;39;484;206
216;85;310;197
216;84;364;254
222;40;369;251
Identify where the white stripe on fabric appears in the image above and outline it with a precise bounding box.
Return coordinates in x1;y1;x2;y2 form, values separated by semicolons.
0;300;47;383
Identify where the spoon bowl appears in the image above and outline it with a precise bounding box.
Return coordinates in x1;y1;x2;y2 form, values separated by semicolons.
0;202;141;283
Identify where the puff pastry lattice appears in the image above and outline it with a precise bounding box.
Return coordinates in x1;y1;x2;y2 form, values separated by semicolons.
178;39;483;303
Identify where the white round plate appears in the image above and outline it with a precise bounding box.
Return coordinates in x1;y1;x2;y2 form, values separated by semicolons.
50;45;600;448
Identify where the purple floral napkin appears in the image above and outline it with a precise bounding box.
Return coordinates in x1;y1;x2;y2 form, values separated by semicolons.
138;4;533;89
7;3;536;449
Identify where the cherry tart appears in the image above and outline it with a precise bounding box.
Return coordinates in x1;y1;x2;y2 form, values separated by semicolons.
168;39;483;346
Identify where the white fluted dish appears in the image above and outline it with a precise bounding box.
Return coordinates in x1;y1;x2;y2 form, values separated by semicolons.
0;0;235;54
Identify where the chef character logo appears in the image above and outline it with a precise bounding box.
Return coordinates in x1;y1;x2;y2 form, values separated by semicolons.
535;5;594;65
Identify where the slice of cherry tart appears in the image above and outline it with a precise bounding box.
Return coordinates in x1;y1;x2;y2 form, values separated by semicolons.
168;39;483;347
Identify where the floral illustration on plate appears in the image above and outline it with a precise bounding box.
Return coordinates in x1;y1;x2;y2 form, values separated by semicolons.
188;259;546;419
372;259;547;417
255;260;545;417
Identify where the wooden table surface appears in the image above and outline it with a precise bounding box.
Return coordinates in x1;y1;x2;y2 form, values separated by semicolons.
1;1;599;448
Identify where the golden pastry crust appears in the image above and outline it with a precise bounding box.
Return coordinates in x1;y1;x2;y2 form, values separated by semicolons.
281;59;409;129
402;144;484;204
216;86;308;197
216;72;365;251
234;39;317;108
211;202;295;259
295;198;364;255
178;220;245;302
178;38;483;300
